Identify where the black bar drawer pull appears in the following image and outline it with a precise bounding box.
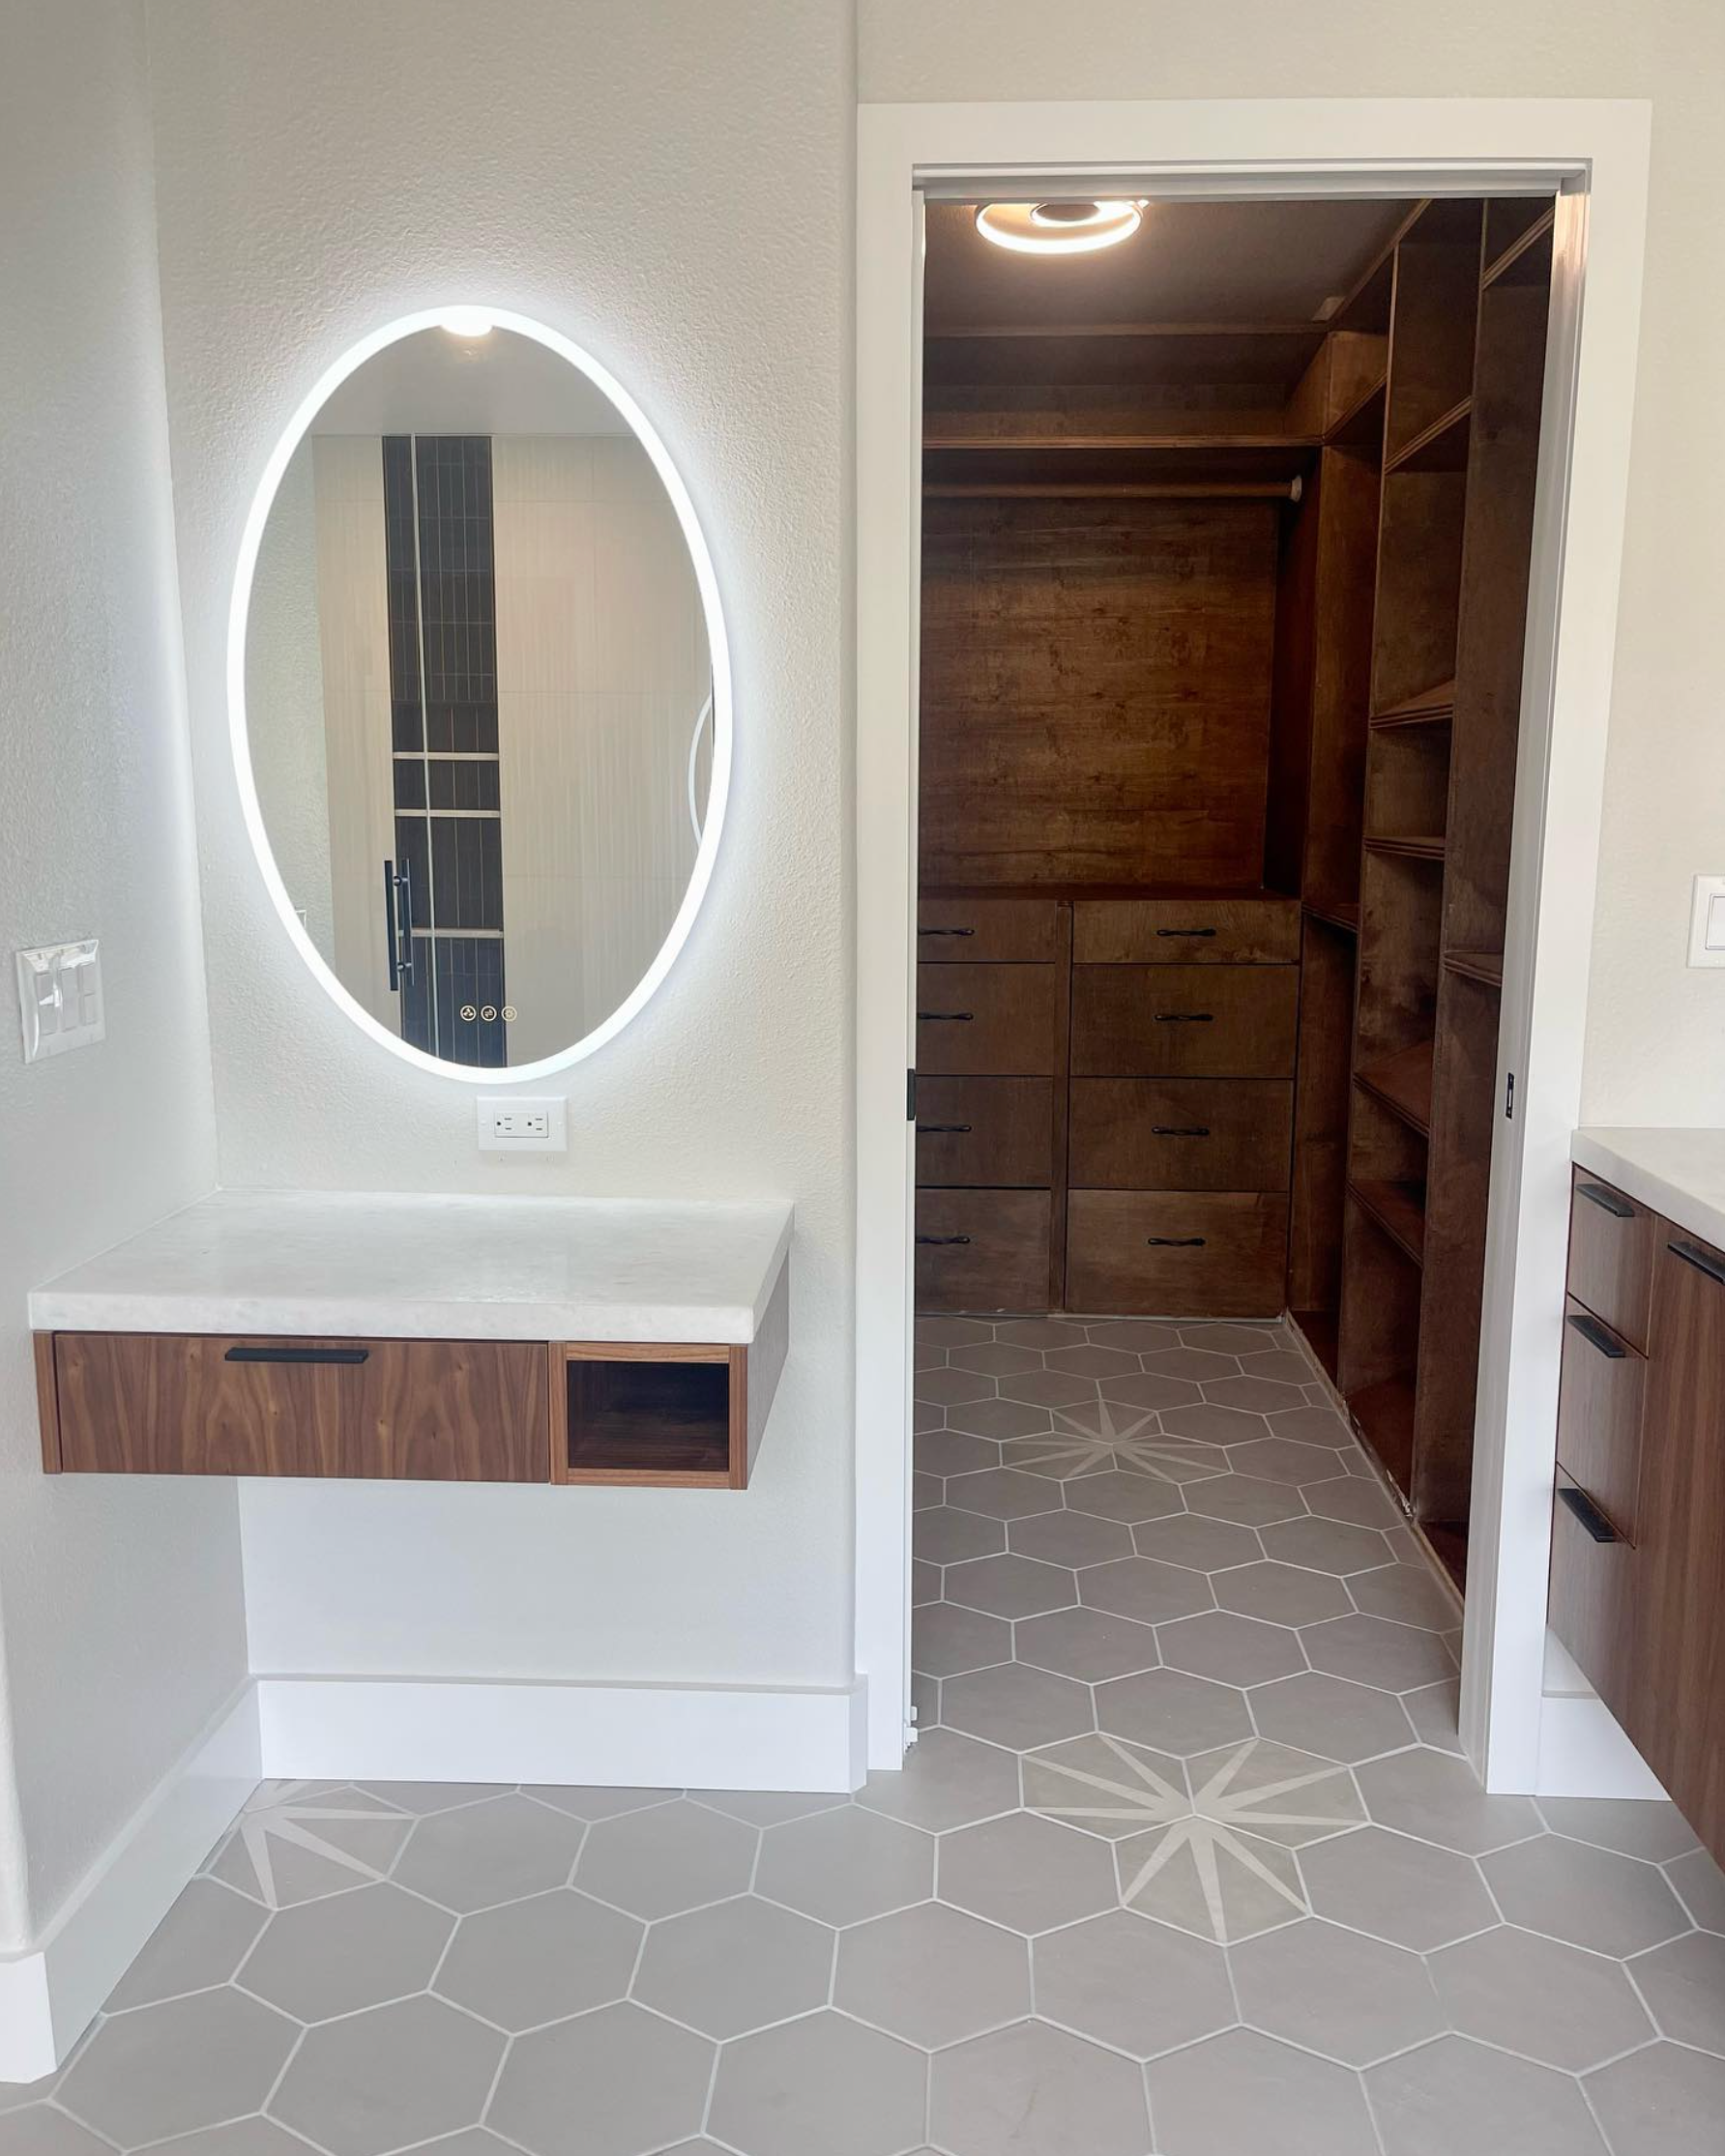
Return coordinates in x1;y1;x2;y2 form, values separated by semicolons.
1153;1012;1214;1024
917;1010;974;1023
1147;1237;1206;1248
917;1234;973;1246
1559;1483;1620;1544
1156;926;1216;939
1670;1238;1725;1287
1578;1182;1635;1219
916;1122;973;1135
918;926;975;938
1152;1125;1211;1138
224;1345;370;1366
1565;1312;1627;1360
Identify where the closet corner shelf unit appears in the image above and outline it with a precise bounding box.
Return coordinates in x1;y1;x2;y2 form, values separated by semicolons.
30;1189;792;1490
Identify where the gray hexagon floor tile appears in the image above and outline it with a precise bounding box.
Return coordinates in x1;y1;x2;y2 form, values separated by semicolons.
930;2018;1152;2156
854;1726;1021;1833
1537;1793;1701;1862
1302;1825;1497;1951
1625;1928;1725;2053
1354;1746;1540;1854
1259;1514;1396;1574
1427;1923;1654;2070
1182;1471;1308;1527
1367;2034;1609;2156
104;1878;267;2011
487;1999;713;2156
1301;1613;1456;1692
1008;1510;1135;1568
1213;1558;1351;1626
393;1792;587;1912
1246;1672;1414;1763
59;1989;298;2147
1022;1732;1188;1842
1584;2039;1725;2156
574;1796;756;1920
755;1803;934;1926
522;1785;674;1821
914;1507;1008;1566
1146;2027;1378;2156
941;1662;1094;1750
1095;1668;1252;1756
945;1468;1067;1521
433;1887;642;2030
1130;1512;1263;1573
836;1900;1030;2047
1156;1609;1305;1685
1667;1843;1725;1932
944;1553;1078;1619
270;1996;504;2156
939;1813;1119;1935
1080;1557;1213;1625
708;2011;927;2156
1012;1606;1160;1682
912;1599;1013;1676
239;1880;453;2023
633;1894;833;2039
1480;1832;1689;1957
1232;1917;1444;2066
1033;1908;1234;2057
920;1426;1010;1473
0;2112;113;2156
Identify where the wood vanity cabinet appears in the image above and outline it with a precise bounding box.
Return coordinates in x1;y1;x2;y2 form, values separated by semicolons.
1549;1169;1725;1860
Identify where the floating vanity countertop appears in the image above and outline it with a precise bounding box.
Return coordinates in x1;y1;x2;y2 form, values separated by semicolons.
1572;1128;1725;1254
29;1189;794;1343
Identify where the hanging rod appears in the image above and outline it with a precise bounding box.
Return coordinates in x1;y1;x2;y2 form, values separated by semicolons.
923;477;1302;503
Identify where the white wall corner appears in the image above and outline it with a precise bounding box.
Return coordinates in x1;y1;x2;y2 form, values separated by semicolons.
0;1683;261;2083
1535;1690;1669;1802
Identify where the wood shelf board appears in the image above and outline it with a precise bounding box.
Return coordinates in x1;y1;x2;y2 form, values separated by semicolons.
922;439;1319;491
1302;899;1360;935
1355;1038;1435;1137
1325;373;1388;452
1349;1178;1428;1265
1364;834;1447;863
1369;680;1457;730
1385;398;1473;476
1348;1372;1418;1480
1445;948;1505;988
1482;208;1556;291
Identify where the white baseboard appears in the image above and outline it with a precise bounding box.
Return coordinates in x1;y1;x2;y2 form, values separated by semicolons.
255;1674;868;1793
1536;1690;1669;1799
0;1683;261;2084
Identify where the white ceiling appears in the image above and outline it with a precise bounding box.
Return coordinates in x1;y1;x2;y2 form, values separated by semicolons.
312;327;632;435
924;197;1416;331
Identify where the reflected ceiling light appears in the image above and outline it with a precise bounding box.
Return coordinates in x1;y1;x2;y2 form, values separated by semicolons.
974;199;1146;255
436;306;495;337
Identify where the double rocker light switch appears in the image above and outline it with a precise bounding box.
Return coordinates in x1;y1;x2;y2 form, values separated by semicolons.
15;939;105;1063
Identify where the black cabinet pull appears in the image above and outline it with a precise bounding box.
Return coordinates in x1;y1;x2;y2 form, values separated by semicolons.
917;1234;973;1246
1670;1238;1725;1287
917;1122;973;1135
917;1010;974;1023
919;926;975;939
224;1345;370;1365
1558;1483;1620;1544
1156;927;1216;939
1565;1312;1627;1360
1578;1182;1634;1219
1153;1012;1213;1024
1152;1125;1211;1138
1147;1237;1206;1247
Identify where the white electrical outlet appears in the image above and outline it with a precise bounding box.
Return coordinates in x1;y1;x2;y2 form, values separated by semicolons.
477;1096;567;1151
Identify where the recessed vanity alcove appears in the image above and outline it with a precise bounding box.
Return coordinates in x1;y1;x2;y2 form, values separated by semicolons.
32;1191;791;1489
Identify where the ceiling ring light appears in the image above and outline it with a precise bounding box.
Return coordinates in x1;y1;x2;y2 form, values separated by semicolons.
974;199;1146;255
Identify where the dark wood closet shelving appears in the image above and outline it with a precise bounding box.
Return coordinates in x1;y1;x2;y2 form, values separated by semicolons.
1355;1039;1435;1136
1327;374;1389;450
1384;398;1473;476
1370;681;1456;729
1445;948;1505;988
1482;206;1556;290
1349;1179;1428;1266
1302;899;1360;935
1364;834;1447;862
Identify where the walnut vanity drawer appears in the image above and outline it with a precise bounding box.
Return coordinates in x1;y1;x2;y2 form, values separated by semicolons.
915;1077;1055;1188
1068;1078;1292;1192
917;897;1064;964
916;963;1061;1075
915;1189;1053;1312
1549;1471;1639;1735
1070;966;1298;1079
1066;1191;1289;1317
1073;897;1300;966
1555;1296;1646;1543
1567;1170;1654;1351
44;1332;549;1482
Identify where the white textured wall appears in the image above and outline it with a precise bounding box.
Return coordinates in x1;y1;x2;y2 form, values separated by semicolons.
860;0;1725;1125
0;0;244;1952
144;0;857;1689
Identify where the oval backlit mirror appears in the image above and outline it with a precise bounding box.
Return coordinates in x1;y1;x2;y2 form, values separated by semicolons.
231;308;729;1076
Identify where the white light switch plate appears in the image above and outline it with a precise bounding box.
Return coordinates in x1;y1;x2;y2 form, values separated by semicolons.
15;940;104;1063
477;1095;567;1151
1687;875;1725;967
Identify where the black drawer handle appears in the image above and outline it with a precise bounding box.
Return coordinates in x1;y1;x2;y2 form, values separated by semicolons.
917;1234;973;1246
1154;1012;1214;1024
1578;1182;1635;1219
1156;927;1217;939
1152;1125;1211;1138
1559;1483;1620;1544
919;926;976;938
1670;1238;1725;1286
224;1345;370;1365
1565;1312;1627;1360
918;1010;974;1023
917;1122;973;1135
1147;1237;1206;1247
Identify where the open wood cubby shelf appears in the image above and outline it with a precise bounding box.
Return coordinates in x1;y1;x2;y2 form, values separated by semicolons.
1355;1039;1435;1137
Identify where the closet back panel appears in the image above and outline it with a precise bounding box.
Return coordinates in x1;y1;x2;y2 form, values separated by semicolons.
919;498;1279;889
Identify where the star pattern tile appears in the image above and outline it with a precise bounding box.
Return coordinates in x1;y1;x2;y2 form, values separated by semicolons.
5;1314;1721;2156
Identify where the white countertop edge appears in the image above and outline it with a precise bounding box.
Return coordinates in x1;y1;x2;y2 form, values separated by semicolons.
1571;1128;1725;1255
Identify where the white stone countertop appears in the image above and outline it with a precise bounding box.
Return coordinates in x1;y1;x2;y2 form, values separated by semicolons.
29;1188;794;1344
1571;1128;1725;1254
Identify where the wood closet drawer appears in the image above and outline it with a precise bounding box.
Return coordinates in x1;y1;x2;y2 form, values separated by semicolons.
1074;897;1300;966
1567;1170;1654;1350
917;964;1060;1075
1068;1079;1292;1192
1067;1191;1289;1317
1549;1471;1639;1737
47;1332;548;1482
918;897;1064;964
1070;966;1298;1078
1555;1297;1645;1543
916;1190;1052;1312
915;1077;1054;1187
